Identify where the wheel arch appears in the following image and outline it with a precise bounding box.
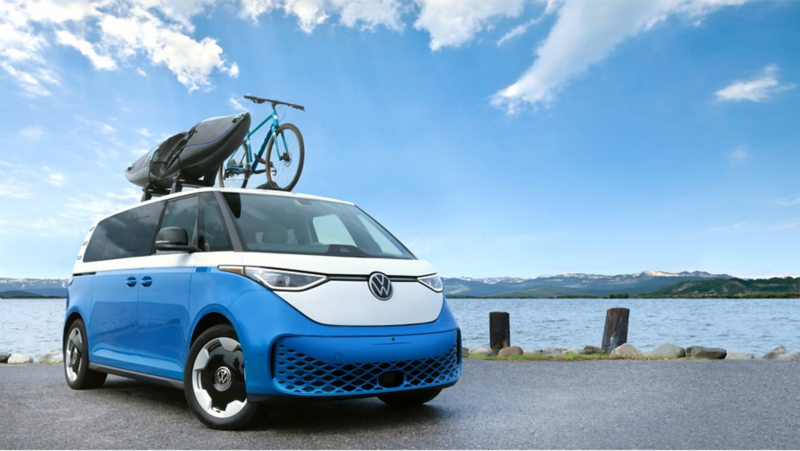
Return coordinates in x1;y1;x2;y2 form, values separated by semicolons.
63;311;84;349
190;310;238;347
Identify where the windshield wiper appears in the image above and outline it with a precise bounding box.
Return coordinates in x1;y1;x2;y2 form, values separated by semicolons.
323;244;371;258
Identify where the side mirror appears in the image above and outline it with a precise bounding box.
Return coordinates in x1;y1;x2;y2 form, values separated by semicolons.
155;227;197;253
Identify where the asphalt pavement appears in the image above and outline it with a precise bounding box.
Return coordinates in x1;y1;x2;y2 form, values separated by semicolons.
1;359;799;449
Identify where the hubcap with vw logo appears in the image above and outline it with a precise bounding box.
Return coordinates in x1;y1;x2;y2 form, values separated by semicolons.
369;272;393;301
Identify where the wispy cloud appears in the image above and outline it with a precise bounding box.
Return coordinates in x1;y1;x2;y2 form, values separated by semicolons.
715;64;794;102
729;148;746;162
229;96;247;111
710;222;750;233
136;68;147;76
774;195;800;207
0;183;32;199
74;115;116;134
135;128;151;137
47;172;66;186
19;125;45;142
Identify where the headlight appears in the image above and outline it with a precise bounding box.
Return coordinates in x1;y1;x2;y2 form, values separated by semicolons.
244;267;327;291
418;274;443;292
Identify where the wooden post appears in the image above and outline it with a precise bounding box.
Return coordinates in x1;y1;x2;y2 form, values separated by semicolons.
490;312;510;354
602;308;630;354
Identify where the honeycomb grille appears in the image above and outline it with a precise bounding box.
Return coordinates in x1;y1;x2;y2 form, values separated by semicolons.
273;343;460;395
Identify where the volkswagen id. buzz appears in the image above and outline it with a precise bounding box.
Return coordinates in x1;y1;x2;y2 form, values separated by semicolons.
64;188;461;429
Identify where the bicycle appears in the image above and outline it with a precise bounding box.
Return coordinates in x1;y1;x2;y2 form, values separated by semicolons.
218;95;305;191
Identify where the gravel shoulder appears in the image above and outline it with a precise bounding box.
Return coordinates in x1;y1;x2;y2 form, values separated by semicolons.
1;360;799;449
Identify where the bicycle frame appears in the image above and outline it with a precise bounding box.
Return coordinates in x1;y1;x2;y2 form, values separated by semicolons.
225;106;291;175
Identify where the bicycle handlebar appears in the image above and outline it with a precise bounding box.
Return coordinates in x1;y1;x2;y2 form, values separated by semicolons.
243;95;305;111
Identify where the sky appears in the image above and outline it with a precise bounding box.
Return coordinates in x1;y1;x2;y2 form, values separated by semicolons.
0;0;798;280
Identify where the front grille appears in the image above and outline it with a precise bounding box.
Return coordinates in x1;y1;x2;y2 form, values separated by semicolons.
273;343;460;395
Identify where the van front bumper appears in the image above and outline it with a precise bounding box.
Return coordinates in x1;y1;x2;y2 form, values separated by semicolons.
228;290;462;402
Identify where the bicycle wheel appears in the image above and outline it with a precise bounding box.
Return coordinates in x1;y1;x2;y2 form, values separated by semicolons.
218;142;250;188
264;123;304;191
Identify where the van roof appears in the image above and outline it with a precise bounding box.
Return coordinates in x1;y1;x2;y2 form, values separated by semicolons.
94;188;354;225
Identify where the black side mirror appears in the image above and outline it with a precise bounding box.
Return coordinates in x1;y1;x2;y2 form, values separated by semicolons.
155;227;197;253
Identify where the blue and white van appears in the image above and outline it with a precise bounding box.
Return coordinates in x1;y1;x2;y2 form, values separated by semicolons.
64;188;461;429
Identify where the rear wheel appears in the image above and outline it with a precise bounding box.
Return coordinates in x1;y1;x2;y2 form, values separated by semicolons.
264;123;304;191
218;143;250;188
184;325;263;430
377;388;442;406
64;319;107;390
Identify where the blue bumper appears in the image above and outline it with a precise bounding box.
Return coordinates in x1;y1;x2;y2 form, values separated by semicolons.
228;290;462;401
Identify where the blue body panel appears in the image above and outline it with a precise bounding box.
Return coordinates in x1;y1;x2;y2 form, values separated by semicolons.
88;269;141;372
66;267;461;399
137;267;193;379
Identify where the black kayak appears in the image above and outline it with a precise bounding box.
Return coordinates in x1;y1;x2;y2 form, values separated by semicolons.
126;112;251;191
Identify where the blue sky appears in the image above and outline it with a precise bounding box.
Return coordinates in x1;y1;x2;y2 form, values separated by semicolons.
0;0;798;280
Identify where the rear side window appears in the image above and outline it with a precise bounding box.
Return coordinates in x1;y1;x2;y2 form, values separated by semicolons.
84;202;163;262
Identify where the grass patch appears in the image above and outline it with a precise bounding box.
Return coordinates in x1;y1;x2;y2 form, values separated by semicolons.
466;352;688;362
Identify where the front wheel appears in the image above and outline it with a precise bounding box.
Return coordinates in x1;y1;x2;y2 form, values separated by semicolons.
184;325;263;430
64;319;107;390
264;123;304;191
377;388;442;407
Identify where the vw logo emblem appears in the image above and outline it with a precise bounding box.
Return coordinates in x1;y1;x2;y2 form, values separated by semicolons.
368;272;393;301
214;367;232;391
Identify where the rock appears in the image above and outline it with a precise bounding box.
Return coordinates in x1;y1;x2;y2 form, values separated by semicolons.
726;352;755;360
646;343;685;358
36;349;63;364
761;346;794;360
609;343;642;358
794;352;800;362
686;346;727;359
7;354;33;364
498;346;523;356
469;345;495;356
580;345;603;355
544;348;570;357
523;350;548;356
462;347;470;357
565;348;582;355
0;353;10;363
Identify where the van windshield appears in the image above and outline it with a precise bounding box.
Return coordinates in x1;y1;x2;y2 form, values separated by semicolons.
222;193;415;260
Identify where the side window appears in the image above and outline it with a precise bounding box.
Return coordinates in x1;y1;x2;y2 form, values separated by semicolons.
84;202;163;262
157;196;198;254
198;193;233;252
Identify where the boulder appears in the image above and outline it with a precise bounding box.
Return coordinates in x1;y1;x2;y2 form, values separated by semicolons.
565;348;582;355
726;352;755;360
609;343;642;358
581;345;604;355
686;346;727;359
469;345;495;356
794;352;800;362
462;347;470;358
544;348;570;357
762;346;793;360
7;354;33;364
36;349;63;364
646;343;685;358
498;346;523;356
523;349;548;356
0;353;10;363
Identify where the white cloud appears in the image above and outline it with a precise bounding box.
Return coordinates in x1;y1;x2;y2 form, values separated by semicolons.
414;0;526;50
774;195;800;207
135;127;151;137
65;190;141;222
491;0;752;113
729;148;746;162
715;64;795;102
229;96;247;111
240;0;404;32
19;125;45;142
74;115;117;134
136;67;147;76
47;172;66;186
710;222;749;233
55;30;117;70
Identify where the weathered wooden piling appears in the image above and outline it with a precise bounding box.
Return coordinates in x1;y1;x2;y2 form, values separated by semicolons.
490;312;510;354
602;307;630;354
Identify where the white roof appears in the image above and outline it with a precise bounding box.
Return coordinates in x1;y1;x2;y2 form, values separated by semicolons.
94;187;354;226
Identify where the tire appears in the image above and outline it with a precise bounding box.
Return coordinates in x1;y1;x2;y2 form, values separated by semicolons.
377;387;442;407
64;319;107;390
264;123;304;191
218;143;250;189
184;325;263;430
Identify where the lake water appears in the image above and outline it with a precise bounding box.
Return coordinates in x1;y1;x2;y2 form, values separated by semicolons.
2;298;798;358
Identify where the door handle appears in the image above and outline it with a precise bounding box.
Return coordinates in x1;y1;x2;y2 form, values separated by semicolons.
141;276;153;287
126;277;137;287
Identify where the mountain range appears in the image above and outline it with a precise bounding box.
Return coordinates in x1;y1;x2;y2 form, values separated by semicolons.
0;278;68;297
443;271;735;298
